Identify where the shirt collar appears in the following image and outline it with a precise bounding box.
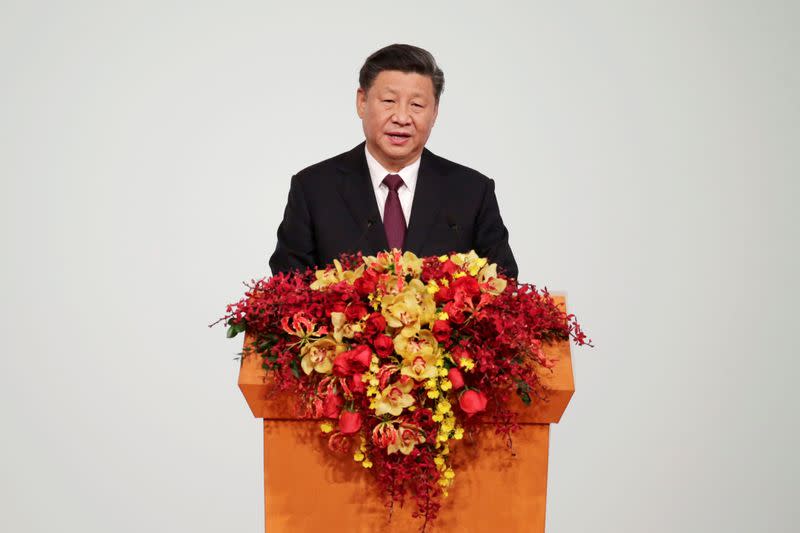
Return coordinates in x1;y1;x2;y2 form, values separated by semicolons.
364;144;420;193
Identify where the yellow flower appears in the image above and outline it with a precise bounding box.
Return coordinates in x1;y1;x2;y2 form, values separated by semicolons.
398;251;423;276
300;337;344;375
453;428;464;440
452;271;466;279
394;330;438;360
353;451;365;462
438;254;449;262
432;413;444;422
433;455;445;466
310;259;365;290
440;416;455;432
331;312;362;343
427;389;440;399
374;379;415;416
436;399;451;414
477;262;508;295
320;422;333;433
440;379;452;391
387;423;426;455
460;357;475;371
436;311;449;321
444;469;455;480
437;367;448;377
400;353;439;381
362;459;373;468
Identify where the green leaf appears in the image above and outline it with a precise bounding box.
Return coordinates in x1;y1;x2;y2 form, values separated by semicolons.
226;325;239;338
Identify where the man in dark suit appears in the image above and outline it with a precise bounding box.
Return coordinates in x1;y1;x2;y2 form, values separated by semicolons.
269;44;518;279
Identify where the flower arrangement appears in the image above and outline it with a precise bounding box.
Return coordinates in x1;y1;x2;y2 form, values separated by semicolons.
220;250;589;530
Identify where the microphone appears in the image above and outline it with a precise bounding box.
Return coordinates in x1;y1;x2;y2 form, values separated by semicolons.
446;213;461;242
353;217;377;251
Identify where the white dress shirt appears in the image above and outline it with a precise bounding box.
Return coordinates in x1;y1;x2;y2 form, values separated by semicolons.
364;144;420;225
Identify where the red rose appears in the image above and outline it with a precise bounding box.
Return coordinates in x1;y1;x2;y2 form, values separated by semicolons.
434;285;453;304
450;275;480;296
345;303;369;322
364;313;387;337
330;301;347;314
350;373;366;394
332;352;353;377
373;334;394;357
447;367;465;390
432;320;452;342
338;411;362;435
322;393;343;419
459;390;488;416
353;270;378;296
348;345;372;372
441;260;459;275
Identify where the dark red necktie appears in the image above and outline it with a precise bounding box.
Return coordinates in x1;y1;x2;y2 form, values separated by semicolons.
382;173;406;250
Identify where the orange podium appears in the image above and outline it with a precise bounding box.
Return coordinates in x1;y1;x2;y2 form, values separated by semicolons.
239;295;574;533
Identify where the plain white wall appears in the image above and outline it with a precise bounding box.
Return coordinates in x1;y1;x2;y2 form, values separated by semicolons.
1;1;797;531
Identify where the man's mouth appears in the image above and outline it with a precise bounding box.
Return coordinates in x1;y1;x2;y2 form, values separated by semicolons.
386;132;411;145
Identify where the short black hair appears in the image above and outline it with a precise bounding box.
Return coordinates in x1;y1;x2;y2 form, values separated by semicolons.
359;44;444;103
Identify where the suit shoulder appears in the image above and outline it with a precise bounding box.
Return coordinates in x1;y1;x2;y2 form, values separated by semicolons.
426;150;493;187
291;145;356;187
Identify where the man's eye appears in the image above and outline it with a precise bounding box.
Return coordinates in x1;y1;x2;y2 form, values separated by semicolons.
383;99;394;103
412;103;423;108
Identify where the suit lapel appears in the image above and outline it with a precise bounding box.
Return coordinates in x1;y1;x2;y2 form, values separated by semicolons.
336;142;388;254
336;142;445;255
404;147;445;253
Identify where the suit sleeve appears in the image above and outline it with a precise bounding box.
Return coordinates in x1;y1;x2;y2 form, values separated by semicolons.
474;178;519;279
269;174;318;275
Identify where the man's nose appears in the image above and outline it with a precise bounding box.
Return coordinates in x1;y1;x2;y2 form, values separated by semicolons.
392;106;412;125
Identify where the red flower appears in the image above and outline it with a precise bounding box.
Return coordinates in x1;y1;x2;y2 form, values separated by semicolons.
353;269;378;296
333;345;372;376
332;353;353;377
364;313;387;337
349;345;371;371
345;303;369;321
432;320;452;342
448;367;465;390
373;334;394;357
441;260;459;275
434;285;453;303
350;373;366;394
459;390;488;416
322;393;343;419
338;411;362;435
450;275;480;297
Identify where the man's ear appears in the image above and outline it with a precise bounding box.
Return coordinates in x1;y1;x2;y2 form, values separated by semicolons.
356;88;366;119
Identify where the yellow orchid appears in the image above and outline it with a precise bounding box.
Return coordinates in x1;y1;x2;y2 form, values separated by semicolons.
393;330;438;360
381;286;426;338
300;337;344;375
310;259;365;290
387;423;426;455
477;262;508;295
400;353;439;381
374;378;415;416
397;251;423;276
331;312;362;343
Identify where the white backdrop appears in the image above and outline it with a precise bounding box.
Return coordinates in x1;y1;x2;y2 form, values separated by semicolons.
1;1;797;532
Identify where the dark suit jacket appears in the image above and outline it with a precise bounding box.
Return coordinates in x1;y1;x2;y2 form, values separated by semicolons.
269;141;518;278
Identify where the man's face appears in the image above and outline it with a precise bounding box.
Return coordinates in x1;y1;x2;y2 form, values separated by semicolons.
357;70;439;172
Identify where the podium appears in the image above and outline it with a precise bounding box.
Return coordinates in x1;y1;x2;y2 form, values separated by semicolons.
238;295;574;532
